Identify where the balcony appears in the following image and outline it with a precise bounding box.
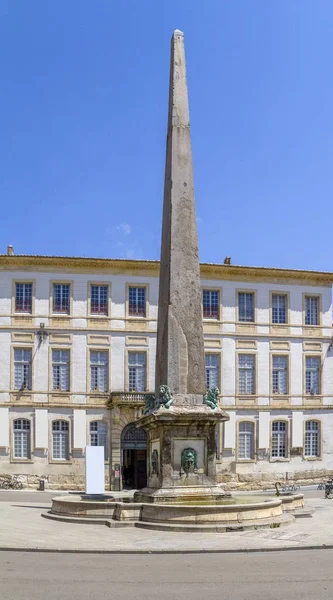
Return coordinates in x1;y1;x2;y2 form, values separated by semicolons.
108;391;148;407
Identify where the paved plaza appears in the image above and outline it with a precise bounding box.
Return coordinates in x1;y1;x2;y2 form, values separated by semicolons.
0;489;333;553
1;549;333;600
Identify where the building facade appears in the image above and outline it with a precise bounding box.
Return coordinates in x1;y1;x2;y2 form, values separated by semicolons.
1;251;333;490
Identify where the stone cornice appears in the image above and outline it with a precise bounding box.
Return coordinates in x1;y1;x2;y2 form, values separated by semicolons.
1;255;333;285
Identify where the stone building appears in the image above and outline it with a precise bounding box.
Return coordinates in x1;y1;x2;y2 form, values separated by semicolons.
0;249;333;490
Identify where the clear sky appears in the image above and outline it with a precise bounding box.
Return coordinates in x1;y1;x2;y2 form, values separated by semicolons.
1;1;332;271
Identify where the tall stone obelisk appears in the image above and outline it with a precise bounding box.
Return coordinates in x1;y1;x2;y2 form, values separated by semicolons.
134;31;229;503
155;29;206;398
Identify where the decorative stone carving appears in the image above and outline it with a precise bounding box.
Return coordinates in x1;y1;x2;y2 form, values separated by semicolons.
151;449;159;475
143;394;155;415
203;387;219;409
180;447;197;475
158;385;174;409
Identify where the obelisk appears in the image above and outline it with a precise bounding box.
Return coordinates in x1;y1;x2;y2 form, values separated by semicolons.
134;31;229;503
155;29;206;398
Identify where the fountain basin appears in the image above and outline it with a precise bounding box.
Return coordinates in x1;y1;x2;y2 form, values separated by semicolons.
44;492;303;531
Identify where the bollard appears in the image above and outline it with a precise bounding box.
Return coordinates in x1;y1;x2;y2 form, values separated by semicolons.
38;479;45;491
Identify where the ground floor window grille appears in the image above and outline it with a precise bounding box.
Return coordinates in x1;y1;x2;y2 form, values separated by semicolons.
238;421;254;460
90;421;108;460
304;420;320;457
271;421;287;458
13;419;31;459
52;420;69;460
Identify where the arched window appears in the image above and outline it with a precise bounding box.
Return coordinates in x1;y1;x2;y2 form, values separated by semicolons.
52;420;69;460
304;421;320;458
271;421;288;458
13;419;31;459
238;421;254;460
90;421;108;460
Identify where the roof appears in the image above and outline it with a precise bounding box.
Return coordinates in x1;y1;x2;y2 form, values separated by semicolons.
0;254;332;285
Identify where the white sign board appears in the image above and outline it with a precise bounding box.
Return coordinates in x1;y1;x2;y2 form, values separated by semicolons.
85;446;105;495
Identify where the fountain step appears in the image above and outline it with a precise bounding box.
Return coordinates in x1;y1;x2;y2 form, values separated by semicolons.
43;510;295;532
293;509;315;519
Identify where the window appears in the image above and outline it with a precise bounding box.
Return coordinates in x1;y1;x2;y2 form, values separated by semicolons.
128;287;146;317
53;283;70;314
13;419;31;459
203;290;219;319
14;348;32;390
15;283;33;313
52;350;70;391
238;422;254;460
272;355;288;394
304;421;320;458
238;354;255;395
272;294;287;324
90;285;108;315
205;354;220;389
128;352;146;392
306;356;321;395
90;421;108;460
52;420;69;460
238;292;254;322
305;296;319;326
90;351;108;392
271;421;288;458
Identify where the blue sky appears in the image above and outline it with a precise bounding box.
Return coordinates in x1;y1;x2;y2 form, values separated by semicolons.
1;1;332;271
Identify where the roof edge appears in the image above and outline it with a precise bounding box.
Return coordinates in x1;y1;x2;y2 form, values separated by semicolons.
0;254;332;283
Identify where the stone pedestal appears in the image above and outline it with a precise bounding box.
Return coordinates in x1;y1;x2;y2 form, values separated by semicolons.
134;396;230;503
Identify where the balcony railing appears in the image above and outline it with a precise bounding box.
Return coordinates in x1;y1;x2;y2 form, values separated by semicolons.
108;391;148;406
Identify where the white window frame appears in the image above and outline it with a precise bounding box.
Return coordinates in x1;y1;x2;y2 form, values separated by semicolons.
128;351;146;392
15;282;33;313
305;356;321;395
90;284;108;316
52;420;70;460
202;289;219;320
13;419;31;459
52;283;70;314
90;351;108;392
238;353;255;395
272;355;288;395
238;292;255;323
14;348;32;391
205;353;220;389
271;421;288;459
238;421;255;460
52;349;70;392
271;293;287;324
305;296;320;326
128;286;146;318
304;420;320;458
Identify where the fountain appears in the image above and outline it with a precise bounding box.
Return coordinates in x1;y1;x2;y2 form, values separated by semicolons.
45;30;304;531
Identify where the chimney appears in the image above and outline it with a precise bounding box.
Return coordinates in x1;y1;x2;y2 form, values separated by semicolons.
7;245;14;256
224;256;231;265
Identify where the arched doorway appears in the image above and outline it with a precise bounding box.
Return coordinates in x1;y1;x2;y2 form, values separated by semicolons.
121;423;147;489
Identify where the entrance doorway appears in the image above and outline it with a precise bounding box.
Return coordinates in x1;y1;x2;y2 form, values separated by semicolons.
121;423;147;489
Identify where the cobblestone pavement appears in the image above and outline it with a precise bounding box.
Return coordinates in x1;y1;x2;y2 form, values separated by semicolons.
0;489;333;553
